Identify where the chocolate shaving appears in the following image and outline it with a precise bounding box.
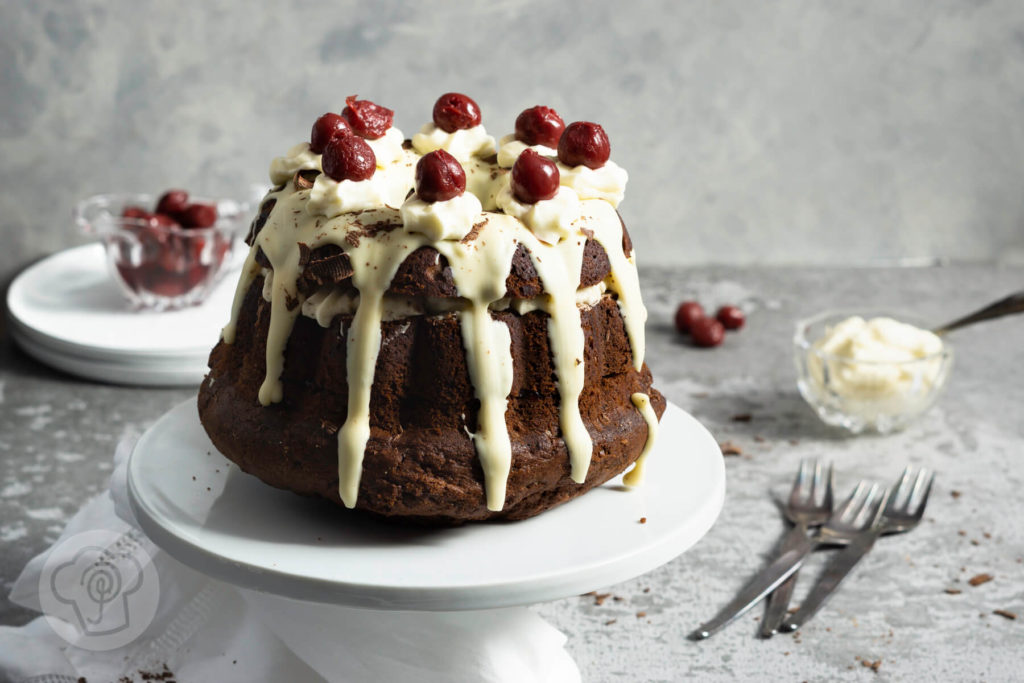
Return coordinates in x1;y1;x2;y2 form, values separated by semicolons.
731;413;753;422
255;247;271;268
297;242;311;268
480;152;498;165
720;441;744;456
460;218;487;244
944;588;962;595
293;168;320;191
968;573;993;586
246;197;277;245
302;245;354;287
993;609;1017;620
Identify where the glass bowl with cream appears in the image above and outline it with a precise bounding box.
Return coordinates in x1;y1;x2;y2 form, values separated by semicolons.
794;310;954;434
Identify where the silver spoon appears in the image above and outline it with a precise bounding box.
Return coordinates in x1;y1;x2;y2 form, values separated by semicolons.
931;290;1024;336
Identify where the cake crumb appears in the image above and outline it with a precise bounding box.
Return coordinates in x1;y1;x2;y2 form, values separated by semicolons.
971;539;980;546
636;611;647;618
593;592;611;606
604;619;617;626
983;532;992;539
957;530;966;536
719;441;744;456
945;588;962;595
860;659;882;673
613;596;624;602
639;517;647;524
968;573;993;587
192;476;196;481
993;609;1017;620
643;587;650;593
731;413;752;422
950;490;962;499
753;435;766;443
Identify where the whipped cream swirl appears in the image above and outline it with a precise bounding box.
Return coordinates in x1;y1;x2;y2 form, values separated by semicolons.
496;182;580;245
557;160;628;208
496;134;558;169
401;191;483;242
412;123;496;162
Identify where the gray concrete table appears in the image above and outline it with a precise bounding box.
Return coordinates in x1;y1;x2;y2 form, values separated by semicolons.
2;264;1022;681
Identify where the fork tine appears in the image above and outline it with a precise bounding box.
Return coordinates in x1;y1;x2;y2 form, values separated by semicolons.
823;464;835;511
812;460;823;505
837;481;869;520
908;471;935;520
853;483;883;527
789;459;812;507
893;466;915;508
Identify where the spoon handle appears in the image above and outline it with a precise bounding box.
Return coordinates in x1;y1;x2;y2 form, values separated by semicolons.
932;291;1024;336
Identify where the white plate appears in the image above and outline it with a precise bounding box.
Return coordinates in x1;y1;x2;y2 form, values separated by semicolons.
6;243;236;360
10;325;209;387
128;399;725;611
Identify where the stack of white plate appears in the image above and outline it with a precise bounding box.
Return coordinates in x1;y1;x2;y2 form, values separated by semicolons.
6;244;238;387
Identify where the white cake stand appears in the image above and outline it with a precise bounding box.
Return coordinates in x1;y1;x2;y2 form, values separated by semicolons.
127;399;725;611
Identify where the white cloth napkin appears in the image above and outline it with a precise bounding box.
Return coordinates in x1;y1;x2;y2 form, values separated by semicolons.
1;436;580;683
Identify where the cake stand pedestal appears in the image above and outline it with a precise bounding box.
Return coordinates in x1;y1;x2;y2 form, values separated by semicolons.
127;400;725;680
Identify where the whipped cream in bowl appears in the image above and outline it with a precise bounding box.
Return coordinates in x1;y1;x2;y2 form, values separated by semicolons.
793;309;954;434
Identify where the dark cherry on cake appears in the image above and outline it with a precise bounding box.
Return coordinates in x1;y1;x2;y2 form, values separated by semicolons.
511;149;559;204
515;106;565;148
342;95;394;139
310;113;352;153
416;149;466;202
558;121;610;169
432;93;482;133
322;135;376;182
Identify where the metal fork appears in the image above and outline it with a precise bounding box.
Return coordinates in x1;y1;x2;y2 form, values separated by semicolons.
758;460;834;638
690;480;889;640
779;466;934;633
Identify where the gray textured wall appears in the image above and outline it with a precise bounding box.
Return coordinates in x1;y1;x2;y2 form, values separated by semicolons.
2;0;1024;279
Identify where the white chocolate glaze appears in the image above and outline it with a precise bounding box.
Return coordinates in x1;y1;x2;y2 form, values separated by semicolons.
221;132;654;511
622;392;657;486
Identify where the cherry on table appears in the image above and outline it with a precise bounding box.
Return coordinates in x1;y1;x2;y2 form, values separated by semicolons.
322;135;377;182
433;93;482;133
674;301;705;334
310;113;351;153
716;305;745;330
515;106;564;148
342;95;394;139
691;317;725;348
511;149;560;204
416;149;466;203
179;204;218;229
558;121;610;169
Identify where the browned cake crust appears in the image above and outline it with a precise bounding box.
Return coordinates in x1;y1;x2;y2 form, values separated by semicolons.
198;275;665;524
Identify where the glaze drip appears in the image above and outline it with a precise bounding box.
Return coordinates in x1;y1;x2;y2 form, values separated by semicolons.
623;392;657;486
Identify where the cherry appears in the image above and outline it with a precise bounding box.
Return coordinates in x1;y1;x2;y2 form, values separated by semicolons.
690;317;725;348
716;305;745;330
514;106;565;148
310;112;351;153
432;93;482;133
511;149;560;204
674;301;705;334
415;150;466;203
156;189;189;216
122;206;149;221
322;134;376;182
148;213;180;230
341;95;394;139
558;121;611;169
178;204;217;228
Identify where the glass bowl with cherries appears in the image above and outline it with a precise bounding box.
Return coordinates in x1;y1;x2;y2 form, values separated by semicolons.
75;190;249;311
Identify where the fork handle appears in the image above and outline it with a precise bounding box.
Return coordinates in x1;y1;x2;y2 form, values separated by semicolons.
690;537;814;640
779;530;881;633
759;524;809;637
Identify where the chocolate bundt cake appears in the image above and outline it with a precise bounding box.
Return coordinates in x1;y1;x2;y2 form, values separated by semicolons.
198;94;665;524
